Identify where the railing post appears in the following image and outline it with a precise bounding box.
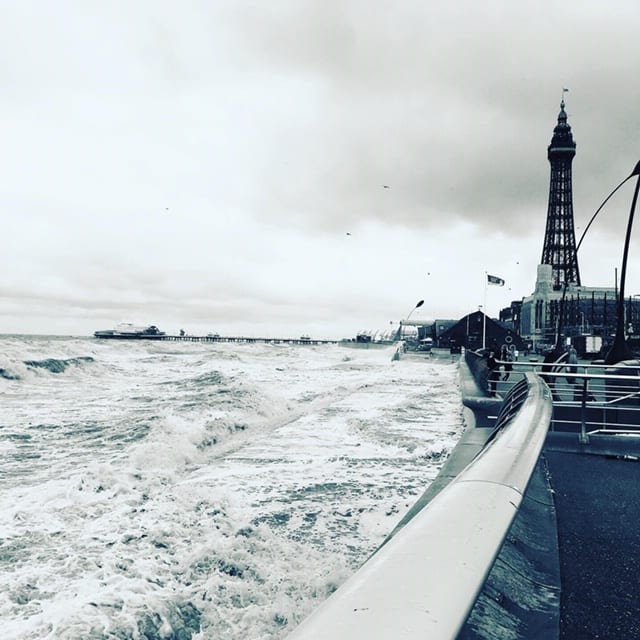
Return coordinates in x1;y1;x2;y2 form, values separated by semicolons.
579;377;589;444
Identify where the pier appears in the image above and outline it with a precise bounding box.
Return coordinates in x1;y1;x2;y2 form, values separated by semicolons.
95;333;339;345
164;335;339;345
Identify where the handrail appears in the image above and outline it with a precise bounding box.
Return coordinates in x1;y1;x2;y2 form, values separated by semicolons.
287;373;553;639
473;356;640;437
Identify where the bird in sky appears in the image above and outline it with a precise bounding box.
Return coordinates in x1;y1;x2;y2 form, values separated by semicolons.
383;185;390;189
346;232;352;236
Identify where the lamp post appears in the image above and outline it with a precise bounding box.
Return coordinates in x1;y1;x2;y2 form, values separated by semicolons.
553;161;640;364
479;305;486;350
405;299;424;321
578;311;588;335
606;162;640;363
398;300;424;342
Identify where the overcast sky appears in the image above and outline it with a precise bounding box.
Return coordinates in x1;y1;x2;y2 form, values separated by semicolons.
2;1;639;339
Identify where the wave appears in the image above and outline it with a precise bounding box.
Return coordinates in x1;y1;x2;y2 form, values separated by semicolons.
0;356;96;380
23;356;95;374
0;367;21;380
0;336;465;639
116;601;202;640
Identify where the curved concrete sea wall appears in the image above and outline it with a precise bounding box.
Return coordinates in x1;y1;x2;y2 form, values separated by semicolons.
288;365;559;639
458;458;560;639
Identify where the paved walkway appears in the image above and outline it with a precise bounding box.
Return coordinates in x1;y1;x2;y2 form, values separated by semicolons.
545;451;640;639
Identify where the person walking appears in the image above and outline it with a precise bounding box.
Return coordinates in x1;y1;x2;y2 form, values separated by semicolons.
487;351;500;396
567;345;578;384
501;345;513;381
503;351;514;381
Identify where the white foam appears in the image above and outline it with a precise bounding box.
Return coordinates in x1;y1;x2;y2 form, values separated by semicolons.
0;337;463;639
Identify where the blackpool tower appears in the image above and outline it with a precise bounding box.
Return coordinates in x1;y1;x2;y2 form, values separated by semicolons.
541;98;581;289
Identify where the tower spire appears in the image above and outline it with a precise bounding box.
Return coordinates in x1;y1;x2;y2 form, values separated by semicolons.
541;97;581;288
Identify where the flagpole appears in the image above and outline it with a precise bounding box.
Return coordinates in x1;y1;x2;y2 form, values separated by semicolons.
484;273;505;351
483;272;487;350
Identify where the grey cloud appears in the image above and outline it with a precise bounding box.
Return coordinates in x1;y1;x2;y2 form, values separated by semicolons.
219;1;640;234
2;1;640;336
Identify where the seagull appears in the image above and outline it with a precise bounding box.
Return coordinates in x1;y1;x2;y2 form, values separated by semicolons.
346;232;352;236
383;185;390;189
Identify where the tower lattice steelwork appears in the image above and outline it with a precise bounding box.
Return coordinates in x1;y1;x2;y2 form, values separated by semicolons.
541;99;581;289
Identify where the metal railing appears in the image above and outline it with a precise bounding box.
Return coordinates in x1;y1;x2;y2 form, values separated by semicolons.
490;358;640;439
286;373;553;640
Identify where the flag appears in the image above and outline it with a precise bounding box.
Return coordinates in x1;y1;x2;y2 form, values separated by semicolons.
487;274;505;286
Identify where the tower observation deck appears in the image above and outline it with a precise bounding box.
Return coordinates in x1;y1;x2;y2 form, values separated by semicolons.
541;99;581;289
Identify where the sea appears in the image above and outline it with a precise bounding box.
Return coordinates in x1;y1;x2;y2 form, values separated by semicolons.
0;335;464;640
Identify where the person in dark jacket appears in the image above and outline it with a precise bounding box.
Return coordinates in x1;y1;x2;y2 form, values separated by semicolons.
566;345;578;384
501;345;513;381
487;351;500;396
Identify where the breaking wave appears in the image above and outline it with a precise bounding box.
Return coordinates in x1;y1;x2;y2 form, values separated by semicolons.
23;356;95;374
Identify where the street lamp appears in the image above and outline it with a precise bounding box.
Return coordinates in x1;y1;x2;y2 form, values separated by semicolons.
578;311;588;334
397;300;424;342
554;161;640;364
478;305;487;350
405;299;424;321
606;160;640;364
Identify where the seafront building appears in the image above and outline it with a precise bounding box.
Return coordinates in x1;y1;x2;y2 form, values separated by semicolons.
400;99;637;356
